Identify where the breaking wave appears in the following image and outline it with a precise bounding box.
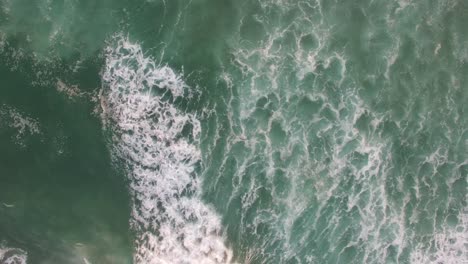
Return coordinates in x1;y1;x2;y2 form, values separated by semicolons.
100;35;232;264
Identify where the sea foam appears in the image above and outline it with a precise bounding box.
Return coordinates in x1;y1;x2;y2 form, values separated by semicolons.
101;35;232;264
0;105;41;147
0;245;27;264
410;206;468;264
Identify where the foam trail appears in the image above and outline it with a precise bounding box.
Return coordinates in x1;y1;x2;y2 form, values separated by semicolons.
101;35;232;264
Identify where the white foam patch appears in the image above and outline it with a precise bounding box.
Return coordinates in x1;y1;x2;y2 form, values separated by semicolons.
0;105;41;147
0;32;6;53
395;0;414;13
0;246;27;264
56;79;86;99
410;206;468;264
101;35;232;264
56;79;101;116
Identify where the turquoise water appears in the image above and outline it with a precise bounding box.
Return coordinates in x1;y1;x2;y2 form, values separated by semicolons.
0;0;467;263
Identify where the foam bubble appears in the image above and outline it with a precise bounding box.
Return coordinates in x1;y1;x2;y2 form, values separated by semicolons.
101;35;232;263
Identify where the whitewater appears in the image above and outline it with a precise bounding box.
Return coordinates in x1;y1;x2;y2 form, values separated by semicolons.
100;36;232;264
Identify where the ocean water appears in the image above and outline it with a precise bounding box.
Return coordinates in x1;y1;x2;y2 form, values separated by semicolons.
0;0;467;263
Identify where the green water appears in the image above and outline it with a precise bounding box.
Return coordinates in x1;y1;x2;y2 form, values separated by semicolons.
0;0;467;263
